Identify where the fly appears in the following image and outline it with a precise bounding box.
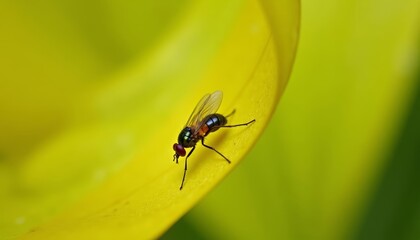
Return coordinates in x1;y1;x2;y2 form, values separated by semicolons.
172;90;255;190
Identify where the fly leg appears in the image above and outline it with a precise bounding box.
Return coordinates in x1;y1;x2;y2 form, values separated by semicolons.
220;119;256;128
201;138;231;164
225;109;236;118
180;146;195;190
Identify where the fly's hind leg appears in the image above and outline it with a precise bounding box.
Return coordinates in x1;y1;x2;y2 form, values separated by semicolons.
225;109;236;118
220;119;256;128
224;109;255;127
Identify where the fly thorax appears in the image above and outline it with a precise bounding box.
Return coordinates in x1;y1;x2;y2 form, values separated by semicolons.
178;127;195;147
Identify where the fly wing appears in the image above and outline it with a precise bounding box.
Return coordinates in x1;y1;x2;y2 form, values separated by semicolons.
185;90;223;129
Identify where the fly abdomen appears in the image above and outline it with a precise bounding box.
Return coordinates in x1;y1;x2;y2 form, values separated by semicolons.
203;113;227;134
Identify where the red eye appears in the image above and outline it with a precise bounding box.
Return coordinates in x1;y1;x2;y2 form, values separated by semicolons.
173;143;186;157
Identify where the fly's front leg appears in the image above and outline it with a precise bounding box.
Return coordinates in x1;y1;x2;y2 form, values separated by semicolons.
180;146;195;190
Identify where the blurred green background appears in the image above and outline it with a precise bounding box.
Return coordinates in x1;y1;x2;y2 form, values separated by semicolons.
1;0;419;239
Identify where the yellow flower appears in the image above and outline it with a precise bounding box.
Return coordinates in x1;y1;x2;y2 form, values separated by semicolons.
0;0;299;238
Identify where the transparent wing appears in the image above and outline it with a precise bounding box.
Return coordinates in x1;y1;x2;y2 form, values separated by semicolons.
185;90;223;129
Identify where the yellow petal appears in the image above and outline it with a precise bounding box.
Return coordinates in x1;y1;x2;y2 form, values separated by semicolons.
0;0;299;239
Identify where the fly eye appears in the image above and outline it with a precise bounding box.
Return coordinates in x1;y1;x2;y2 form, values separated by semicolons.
173;143;186;157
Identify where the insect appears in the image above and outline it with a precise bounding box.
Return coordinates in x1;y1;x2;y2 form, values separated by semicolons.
172;90;255;190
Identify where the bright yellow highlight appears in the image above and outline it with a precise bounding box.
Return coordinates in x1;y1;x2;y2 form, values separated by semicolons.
0;0;299;239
